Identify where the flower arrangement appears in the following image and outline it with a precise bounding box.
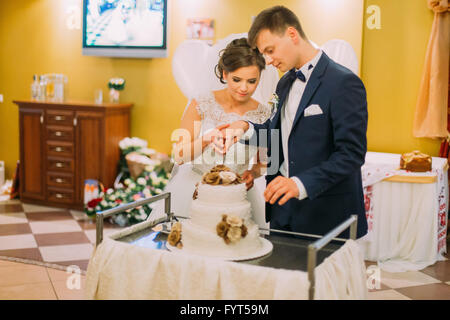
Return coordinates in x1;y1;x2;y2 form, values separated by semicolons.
84;166;170;226
108;77;125;91
84;136;171;227
216;214;248;244
108;77;125;102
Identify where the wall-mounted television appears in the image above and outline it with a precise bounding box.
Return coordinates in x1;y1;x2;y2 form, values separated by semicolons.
82;0;168;58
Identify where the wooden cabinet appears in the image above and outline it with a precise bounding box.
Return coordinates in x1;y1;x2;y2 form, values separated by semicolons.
14;100;132;210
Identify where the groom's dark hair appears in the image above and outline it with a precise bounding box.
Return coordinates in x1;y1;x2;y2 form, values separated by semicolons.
248;6;307;48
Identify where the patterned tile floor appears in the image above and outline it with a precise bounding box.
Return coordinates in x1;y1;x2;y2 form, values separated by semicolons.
0;199;449;300
0;199;123;272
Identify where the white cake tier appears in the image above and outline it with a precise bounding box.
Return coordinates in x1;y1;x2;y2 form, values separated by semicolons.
181;220;262;258
190;200;251;232
196;183;247;204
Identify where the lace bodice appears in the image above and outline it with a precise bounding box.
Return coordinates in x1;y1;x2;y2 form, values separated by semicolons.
192;91;271;175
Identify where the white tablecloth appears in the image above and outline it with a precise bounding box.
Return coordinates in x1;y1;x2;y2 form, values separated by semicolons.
358;151;448;272
85;236;367;300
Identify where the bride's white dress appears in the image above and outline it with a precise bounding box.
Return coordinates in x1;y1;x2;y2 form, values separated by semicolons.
149;91;271;226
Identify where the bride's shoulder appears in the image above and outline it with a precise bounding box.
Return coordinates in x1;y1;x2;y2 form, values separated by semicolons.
246;100;272;124
192;91;217;119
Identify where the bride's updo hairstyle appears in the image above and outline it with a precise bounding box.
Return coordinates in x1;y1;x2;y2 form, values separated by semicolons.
215;38;266;84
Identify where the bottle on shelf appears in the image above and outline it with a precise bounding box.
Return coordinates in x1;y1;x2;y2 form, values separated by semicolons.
38;75;46;101
31;74;39;100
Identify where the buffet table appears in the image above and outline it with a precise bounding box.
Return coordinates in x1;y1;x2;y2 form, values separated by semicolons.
358;151;448;272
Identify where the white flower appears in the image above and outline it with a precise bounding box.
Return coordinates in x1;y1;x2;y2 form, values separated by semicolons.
137;177;147;185
140;148;156;156
124;178;131;186
119;137;148;150
129;183;136;189
109;77;125;85
95;205;101;211
106;188;114;195
219;171;237;183
109;195;116;201
155;188;162;194
101;200;108;207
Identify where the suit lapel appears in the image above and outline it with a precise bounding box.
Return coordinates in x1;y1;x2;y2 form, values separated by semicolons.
270;77;292;129
290;53;330;132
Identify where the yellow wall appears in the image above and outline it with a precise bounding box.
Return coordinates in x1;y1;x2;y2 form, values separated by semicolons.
362;0;441;155
2;0;442;180
0;0;364;179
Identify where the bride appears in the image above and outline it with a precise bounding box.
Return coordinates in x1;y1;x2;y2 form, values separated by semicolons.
150;38;272;222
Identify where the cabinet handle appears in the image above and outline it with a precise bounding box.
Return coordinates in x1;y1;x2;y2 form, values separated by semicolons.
73;117;77;126
40;115;44;124
54;116;65;121
55;178;64;183
55;131;62;137
55;162;64;168
55;193;64;199
55;147;64;152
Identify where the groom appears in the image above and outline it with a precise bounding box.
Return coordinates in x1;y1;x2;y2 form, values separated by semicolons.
219;6;368;239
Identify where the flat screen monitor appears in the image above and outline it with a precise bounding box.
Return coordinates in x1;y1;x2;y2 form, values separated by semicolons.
82;0;168;58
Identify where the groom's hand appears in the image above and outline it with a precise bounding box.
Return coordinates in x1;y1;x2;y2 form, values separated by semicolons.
264;176;299;206
216;120;249;154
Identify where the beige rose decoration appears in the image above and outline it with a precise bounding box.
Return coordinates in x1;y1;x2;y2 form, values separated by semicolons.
216;214;248;244
168;222;183;249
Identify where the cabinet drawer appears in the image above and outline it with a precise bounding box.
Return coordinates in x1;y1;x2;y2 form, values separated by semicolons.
47;157;74;172
46;110;74;126
46;141;74;158
47;188;74;204
47;126;73;141
47;173;74;188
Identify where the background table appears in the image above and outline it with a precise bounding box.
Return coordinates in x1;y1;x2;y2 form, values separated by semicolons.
358;151;448;272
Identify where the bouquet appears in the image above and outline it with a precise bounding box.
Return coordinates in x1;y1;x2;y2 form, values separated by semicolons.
108;77;125;102
108;77;125;91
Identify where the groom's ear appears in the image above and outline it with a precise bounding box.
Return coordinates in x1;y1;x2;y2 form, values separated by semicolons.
286;26;300;44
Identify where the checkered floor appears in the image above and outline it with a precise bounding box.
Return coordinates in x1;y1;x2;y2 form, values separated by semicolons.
0;199;449;299
0;199;123;272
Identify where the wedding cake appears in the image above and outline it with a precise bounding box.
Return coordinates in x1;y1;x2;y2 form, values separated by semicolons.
167;165;264;259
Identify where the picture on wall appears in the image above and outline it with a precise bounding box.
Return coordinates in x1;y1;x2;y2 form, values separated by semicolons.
186;18;215;43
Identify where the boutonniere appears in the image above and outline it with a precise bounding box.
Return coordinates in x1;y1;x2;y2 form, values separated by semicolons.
268;93;279;120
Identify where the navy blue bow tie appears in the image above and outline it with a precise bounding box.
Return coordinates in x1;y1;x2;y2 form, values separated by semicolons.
288;69;305;82
288;64;313;83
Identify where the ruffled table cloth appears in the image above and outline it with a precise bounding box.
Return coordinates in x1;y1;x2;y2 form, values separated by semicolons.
85;235;367;300
358;151;448;272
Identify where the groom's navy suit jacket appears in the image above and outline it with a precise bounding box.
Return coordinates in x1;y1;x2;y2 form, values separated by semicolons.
250;52;368;239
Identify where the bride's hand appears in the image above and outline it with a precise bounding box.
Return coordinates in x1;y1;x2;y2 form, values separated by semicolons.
241;170;255;190
202;124;229;150
215;120;249;154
